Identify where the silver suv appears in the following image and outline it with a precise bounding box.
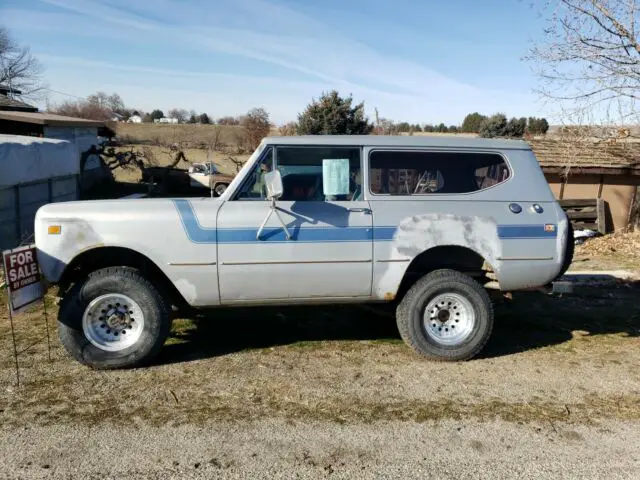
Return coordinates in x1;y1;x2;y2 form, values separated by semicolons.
35;135;573;369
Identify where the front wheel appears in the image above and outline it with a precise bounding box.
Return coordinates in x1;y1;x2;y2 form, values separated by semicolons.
58;267;170;369
396;269;494;361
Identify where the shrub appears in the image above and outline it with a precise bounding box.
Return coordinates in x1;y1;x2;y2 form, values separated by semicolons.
461;112;487;133
297;90;374;135
479;113;508;138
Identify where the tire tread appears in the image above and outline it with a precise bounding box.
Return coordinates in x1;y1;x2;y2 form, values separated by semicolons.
396;269;493;362
58;266;170;370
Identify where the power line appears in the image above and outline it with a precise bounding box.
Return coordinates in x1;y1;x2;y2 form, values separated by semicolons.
44;88;84;100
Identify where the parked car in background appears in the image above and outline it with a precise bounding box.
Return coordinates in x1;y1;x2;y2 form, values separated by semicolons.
141;161;233;196
187;162;233;196
35;135;573;369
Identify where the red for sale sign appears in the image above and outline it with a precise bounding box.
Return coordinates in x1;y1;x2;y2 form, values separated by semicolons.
2;245;43;315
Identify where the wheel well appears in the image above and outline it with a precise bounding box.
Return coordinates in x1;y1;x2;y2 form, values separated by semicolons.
58;247;188;311
396;246;495;301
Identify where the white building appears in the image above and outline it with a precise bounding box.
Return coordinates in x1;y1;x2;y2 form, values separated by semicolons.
154;117;179;124
128;114;143;124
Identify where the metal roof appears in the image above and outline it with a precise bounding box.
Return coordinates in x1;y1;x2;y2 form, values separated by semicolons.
262;135;532;150
0;110;105;127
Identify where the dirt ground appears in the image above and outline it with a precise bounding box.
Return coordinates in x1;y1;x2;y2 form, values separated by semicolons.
1;248;640;478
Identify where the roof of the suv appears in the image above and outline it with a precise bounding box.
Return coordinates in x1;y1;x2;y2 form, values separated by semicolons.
262;135;532;150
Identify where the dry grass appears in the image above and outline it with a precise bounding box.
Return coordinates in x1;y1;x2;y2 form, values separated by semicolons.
115;123;280;149
2;276;640;428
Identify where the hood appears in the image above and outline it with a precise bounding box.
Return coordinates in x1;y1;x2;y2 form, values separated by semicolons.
34;196;224;283
35;196;222;222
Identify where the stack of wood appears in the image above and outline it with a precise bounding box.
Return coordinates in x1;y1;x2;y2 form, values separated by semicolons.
559;199;606;234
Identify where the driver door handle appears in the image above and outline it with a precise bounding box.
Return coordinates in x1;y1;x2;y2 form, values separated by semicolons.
348;207;371;214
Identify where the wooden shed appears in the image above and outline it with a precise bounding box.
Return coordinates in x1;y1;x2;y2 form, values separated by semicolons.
529;139;640;232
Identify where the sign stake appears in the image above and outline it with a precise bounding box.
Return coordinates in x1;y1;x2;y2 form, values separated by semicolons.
3;244;47;385
42;294;52;363
5;278;20;387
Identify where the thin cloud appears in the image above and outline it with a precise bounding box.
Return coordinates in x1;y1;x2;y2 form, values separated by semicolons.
18;0;540;123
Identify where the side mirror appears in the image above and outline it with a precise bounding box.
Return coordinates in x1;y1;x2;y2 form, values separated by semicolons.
264;169;283;200
257;168;291;241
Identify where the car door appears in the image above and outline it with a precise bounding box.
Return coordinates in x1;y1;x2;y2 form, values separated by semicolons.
216;145;373;303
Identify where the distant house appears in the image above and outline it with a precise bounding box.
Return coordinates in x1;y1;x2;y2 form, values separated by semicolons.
154;117;178;124
128;114;143;123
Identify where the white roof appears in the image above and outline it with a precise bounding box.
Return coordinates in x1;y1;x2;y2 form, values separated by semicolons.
0;134;79;187
263;135;532;150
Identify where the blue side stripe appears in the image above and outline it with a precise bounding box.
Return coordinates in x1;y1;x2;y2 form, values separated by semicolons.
173;200;557;244
497;225;557;239
373;227;397;241
173;199;217;244
218;226;372;243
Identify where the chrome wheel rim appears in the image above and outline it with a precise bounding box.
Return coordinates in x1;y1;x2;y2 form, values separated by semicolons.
423;292;475;346
82;294;144;352
215;184;226;195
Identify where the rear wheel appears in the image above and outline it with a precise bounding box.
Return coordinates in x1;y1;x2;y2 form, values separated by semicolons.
58;267;170;369
396;269;493;361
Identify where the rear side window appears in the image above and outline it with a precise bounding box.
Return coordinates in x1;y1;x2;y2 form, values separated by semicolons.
369;150;510;195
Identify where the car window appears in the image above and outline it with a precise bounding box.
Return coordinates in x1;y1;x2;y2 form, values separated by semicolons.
276;146;362;201
369;150;510;195
234;147;274;200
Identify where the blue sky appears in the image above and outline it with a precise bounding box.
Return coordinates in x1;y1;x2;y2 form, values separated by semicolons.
2;0;553;125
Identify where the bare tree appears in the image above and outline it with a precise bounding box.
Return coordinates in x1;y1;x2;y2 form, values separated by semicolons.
51;91;128;121
227;155;246;173
278;122;297;136
231;129;249;153
87;91;109;109
52;98;114;121
168;108;188;123
207;124;225;152
527;1;640;131
241;107;271;150
0;25;46;99
107;93;125;115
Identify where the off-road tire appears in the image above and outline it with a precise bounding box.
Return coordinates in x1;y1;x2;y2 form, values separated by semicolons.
396;269;493;361
58;267;170;369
